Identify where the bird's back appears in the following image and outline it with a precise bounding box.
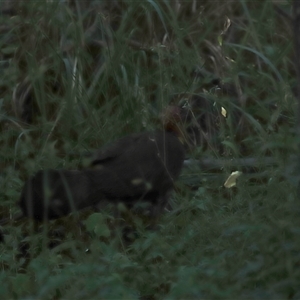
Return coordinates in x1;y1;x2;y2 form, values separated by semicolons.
89;130;185;203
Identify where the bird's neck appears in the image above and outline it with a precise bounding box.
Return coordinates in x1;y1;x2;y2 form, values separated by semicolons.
163;122;185;144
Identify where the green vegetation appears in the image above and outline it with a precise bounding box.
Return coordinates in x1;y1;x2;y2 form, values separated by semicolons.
0;1;299;299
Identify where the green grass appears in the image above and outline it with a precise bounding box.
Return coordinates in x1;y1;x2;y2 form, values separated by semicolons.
0;0;300;299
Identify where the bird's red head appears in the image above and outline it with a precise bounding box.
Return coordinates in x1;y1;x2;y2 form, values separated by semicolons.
161;105;187;144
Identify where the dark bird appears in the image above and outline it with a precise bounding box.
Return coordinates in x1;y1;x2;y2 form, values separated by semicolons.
19;130;185;221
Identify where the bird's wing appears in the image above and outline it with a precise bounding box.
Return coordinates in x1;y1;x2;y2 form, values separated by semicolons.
90;133;144;166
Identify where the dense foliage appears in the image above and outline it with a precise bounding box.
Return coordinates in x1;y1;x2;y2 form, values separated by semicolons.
0;1;299;299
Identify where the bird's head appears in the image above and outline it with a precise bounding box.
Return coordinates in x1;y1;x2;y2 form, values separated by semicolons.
162;93;222;152
161;104;190;146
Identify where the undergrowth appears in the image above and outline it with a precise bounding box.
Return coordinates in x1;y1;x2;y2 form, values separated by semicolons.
0;1;299;299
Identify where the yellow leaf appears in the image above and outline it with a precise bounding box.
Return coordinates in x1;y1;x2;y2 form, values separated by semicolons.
221;107;227;118
224;171;242;188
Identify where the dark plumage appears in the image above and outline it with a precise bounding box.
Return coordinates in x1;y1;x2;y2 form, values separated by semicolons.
19;169;96;220
19;130;185;220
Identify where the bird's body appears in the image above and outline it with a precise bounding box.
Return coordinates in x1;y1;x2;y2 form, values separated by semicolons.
19;130;185;220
